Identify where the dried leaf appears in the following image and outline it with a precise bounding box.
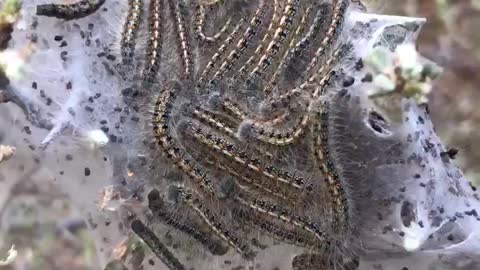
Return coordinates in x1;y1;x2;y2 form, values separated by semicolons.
111;238;129;261
0;145;15;163
97;185;123;211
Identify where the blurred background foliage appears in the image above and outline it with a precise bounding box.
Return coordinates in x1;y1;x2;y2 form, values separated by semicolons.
385;0;480;185
0;0;480;269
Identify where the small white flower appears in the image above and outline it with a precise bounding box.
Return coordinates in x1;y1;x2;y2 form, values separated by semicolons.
373;74;396;91
395;44;418;70
0;50;24;80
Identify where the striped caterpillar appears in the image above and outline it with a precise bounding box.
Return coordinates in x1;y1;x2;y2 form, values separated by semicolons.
36;0;106;20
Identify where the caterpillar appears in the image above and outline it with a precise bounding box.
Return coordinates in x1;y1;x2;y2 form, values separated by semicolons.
36;0;106;20
131;220;186;270
147;189;228;255
121;0;143;64
178;188;255;259
142;0;163;82
304;0;348;77
246;0;301;83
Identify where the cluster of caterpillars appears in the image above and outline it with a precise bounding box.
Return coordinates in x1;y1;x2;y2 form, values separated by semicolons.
35;0;364;269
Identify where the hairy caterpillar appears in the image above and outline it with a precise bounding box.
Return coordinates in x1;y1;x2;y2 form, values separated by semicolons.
36;0;106;20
